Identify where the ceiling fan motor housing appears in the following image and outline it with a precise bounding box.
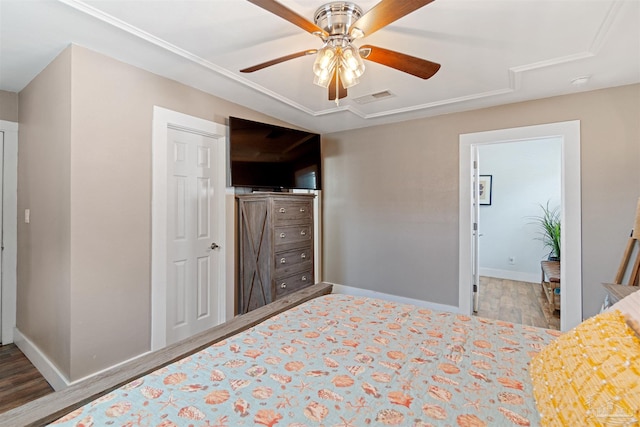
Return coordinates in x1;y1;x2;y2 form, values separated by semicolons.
314;2;363;37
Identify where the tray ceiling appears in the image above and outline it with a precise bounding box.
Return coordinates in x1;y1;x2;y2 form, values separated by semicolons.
1;0;639;133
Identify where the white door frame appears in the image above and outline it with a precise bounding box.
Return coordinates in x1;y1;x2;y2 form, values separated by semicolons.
0;120;18;344
459;120;582;331
151;107;230;350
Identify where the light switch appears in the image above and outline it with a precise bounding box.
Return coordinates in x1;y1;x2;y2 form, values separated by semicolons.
25;209;30;223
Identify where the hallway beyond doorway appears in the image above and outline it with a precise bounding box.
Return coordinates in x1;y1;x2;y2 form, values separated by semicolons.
475;276;560;330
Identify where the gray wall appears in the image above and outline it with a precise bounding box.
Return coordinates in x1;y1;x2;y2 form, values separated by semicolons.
0;90;19;122
0;90;18;122
18;47;72;377
322;83;640;317
17;45;301;381
15;42;640;380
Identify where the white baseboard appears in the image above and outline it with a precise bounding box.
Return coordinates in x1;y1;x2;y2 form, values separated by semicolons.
14;328;152;391
329;282;461;314
67;349;152;388
479;268;539;284
13;328;69;391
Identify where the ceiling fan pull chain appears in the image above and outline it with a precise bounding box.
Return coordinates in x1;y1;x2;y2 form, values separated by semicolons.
335;69;340;107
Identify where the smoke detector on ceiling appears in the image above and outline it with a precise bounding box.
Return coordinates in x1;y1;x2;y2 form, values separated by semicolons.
570;75;591;86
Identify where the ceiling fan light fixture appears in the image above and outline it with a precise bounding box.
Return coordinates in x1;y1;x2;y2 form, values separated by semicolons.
314;69;334;88
339;65;360;88
313;46;336;76
341;44;365;77
313;45;338;88
313;38;365;89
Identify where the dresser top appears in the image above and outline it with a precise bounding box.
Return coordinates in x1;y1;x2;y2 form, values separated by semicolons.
236;192;316;200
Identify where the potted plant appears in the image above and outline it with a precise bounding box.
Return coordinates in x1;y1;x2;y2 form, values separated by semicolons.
530;201;561;261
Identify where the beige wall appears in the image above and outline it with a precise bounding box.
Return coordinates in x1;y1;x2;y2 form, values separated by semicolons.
18;45;302;381
17;42;640;380
0;90;19;122
323;83;640;318
17;48;72;377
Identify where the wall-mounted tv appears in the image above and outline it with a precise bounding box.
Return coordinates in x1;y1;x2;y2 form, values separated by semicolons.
229;116;322;191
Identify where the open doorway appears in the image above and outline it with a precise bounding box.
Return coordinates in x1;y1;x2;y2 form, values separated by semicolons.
459;120;582;332
474;138;561;329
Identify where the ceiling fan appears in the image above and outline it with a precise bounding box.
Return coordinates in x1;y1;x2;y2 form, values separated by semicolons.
240;0;441;104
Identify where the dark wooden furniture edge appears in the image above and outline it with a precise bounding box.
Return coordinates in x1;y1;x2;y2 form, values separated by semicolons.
0;282;333;427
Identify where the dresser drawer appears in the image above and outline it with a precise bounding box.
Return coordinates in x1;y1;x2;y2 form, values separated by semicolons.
275;247;313;273
274;224;312;246
274;270;313;299
273;200;313;224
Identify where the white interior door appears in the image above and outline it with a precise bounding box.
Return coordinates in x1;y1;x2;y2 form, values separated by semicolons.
166;127;223;345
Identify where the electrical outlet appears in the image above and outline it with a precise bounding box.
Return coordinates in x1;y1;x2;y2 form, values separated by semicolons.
508;256;515;265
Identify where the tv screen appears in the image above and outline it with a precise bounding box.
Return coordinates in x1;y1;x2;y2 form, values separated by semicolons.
229;117;322;190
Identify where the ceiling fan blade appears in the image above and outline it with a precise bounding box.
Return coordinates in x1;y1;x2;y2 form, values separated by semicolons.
350;0;436;38
360;45;441;79
328;72;347;101
240;50;317;73
247;0;328;37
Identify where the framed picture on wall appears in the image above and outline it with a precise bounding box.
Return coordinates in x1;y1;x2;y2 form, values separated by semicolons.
479;175;493;205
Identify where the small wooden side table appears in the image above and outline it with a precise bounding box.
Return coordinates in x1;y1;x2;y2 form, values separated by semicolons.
541;260;561;311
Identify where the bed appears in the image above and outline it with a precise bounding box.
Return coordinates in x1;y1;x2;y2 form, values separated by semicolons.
3;282;639;426
48;292;560;427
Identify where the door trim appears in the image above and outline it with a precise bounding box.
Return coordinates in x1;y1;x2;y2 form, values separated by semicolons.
0;120;18;344
151;107;229;351
459;120;582;331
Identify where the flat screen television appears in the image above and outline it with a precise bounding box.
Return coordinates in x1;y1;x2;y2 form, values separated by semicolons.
228;116;322;190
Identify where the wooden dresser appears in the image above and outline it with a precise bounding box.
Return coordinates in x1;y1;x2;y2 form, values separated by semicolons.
237;193;315;314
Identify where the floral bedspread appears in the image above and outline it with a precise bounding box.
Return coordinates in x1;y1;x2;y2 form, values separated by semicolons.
51;294;560;426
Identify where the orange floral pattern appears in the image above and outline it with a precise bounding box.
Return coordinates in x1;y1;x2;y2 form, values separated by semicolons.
50;294;556;426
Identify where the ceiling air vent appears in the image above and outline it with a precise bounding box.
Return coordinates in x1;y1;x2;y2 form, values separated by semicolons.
353;90;395;104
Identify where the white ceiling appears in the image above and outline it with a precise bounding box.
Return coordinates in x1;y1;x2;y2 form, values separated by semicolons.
1;0;639;134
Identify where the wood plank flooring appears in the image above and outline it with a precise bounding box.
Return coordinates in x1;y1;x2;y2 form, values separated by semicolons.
0;344;54;414
475;276;560;330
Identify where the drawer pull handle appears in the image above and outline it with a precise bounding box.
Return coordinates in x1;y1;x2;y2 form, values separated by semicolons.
280;233;286;238
301;276;308;282
300;230;306;236
279;208;286;213
280;258;286;264
301;253;306;259
299;208;305;212
280;283;287;289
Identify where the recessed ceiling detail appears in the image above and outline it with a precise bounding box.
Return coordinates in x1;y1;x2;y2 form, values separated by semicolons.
0;0;638;133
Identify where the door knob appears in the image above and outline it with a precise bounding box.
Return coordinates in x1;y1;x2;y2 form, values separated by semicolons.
210;242;220;250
